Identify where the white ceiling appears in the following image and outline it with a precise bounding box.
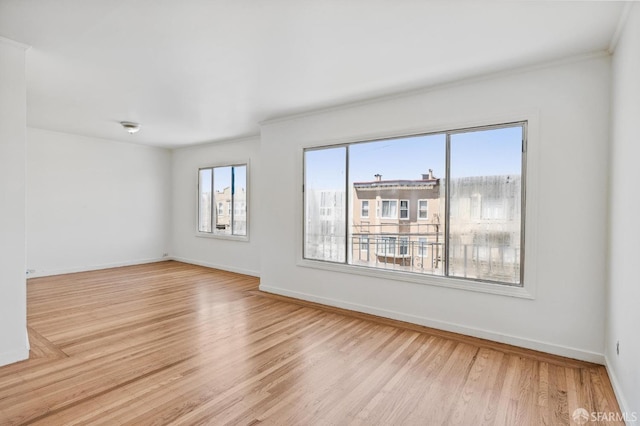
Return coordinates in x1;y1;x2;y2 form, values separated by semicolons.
0;1;627;148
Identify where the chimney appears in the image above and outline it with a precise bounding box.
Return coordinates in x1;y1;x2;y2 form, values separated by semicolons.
374;174;382;182
422;169;434;180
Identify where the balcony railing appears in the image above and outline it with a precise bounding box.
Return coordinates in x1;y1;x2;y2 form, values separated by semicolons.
304;231;521;284
351;235;443;273
351;234;520;283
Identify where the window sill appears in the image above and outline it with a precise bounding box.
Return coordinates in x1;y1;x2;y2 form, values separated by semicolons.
195;232;249;242
296;258;534;299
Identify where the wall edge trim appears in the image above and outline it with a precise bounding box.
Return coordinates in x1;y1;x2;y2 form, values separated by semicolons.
170;256;260;278
0;347;29;368
259;284;605;364
604;356;633;421
27;257;168;278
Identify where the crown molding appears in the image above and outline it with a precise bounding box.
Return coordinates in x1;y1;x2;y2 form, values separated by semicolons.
608;2;634;54
259;50;609;128
0;36;30;51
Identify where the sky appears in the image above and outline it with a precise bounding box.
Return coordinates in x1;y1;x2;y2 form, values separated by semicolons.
306;125;523;191
200;165;247;193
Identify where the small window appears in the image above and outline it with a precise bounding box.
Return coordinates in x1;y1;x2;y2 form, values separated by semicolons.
399;237;409;255
380;200;398;219
418;237;428;256
320;191;335;217
418;200;428;220
198;164;248;237
378;236;396;256
360;236;369;252
400;200;409;219
361;200;369;218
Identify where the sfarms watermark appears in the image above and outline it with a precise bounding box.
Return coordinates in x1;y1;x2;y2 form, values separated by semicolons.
572;407;638;424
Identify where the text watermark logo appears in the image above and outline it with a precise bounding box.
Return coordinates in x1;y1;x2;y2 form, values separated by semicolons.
572;407;638;424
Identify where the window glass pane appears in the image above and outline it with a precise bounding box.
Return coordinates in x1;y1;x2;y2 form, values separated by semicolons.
399;237;409;255
418;237;427;256
304;147;346;262
449;126;523;284
418;200;428;219
349;134;445;275
381;200;397;218
400;200;409;219
305;122;525;286
232;165;247;236
198;169;212;233
214;166;232;235
361;200;369;218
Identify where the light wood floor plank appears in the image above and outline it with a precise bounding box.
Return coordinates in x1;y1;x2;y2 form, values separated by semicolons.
0;261;624;425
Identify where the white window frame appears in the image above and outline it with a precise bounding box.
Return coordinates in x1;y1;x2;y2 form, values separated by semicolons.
197;162;250;242
361;200;369;218
298;116;538;300
399;200;410;220
360;235;369;252
380;200;398;219
377;236;396;256
399;236;409;255
417;237;428;256
418;199;429;220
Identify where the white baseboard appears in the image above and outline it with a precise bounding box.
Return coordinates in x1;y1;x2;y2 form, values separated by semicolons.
0;346;29;367
604;356;636;425
26;257;169;278
259;284;605;364
170;256;260;278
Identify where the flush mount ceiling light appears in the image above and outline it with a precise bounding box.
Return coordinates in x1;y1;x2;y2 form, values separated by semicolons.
120;121;141;134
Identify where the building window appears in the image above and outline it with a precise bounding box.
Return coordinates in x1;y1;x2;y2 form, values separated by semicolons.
198;164;248;237
380;200;397;219
361;200;369;218
417;237;428;256
360;236;369;252
320;191;334;217
378;236;396;256
418;200;428;220
399;237;409;255
399;200;409;219
303;122;525;286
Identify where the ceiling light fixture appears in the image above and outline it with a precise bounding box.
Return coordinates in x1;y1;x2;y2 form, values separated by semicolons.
120;121;141;134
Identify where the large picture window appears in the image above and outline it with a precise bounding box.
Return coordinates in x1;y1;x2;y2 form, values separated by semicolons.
303;122;525;286
198;164;247;237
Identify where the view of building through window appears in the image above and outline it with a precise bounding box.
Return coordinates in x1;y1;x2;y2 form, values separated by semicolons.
304;123;524;285
199;164;247;237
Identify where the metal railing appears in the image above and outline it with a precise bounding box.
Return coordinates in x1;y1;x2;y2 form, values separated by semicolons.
305;230;521;284
351;235;443;273
351;234;520;283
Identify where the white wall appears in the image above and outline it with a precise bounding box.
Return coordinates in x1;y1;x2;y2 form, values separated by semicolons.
171;136;261;276
260;55;611;362
607;4;640;418
0;38;28;366
26;128;171;276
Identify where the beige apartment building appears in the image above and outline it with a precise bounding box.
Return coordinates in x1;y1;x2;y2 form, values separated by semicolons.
200;186;247;235
351;170;443;273
351;171;522;283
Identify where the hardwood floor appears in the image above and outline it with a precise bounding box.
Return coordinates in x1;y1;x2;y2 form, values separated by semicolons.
0;261;622;425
